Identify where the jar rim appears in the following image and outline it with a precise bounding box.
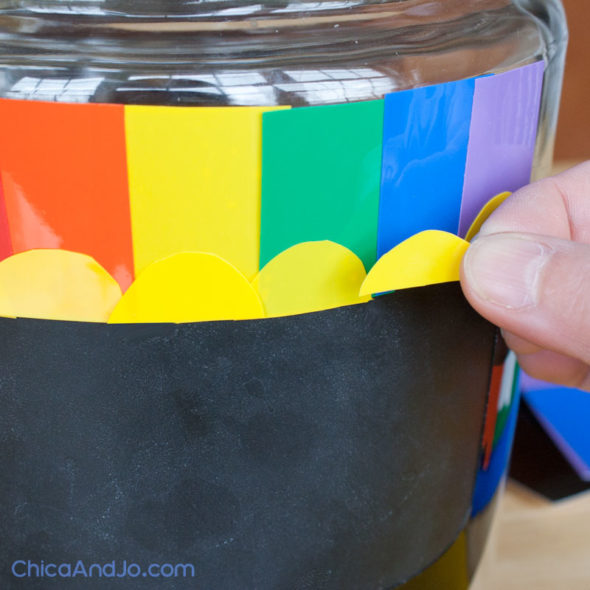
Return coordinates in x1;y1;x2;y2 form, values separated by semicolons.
0;0;512;25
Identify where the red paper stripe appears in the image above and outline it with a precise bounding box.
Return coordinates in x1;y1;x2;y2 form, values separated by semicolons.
0;99;134;290
482;364;504;470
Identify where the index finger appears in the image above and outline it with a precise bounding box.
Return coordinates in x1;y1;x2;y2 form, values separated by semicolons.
478;161;590;244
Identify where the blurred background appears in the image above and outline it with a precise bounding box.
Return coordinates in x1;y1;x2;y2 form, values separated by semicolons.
555;0;589;161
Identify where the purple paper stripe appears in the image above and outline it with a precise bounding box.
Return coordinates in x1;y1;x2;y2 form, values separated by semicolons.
519;371;555;394
458;61;545;237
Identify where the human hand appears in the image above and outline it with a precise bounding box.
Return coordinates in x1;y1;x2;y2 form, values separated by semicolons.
460;161;590;391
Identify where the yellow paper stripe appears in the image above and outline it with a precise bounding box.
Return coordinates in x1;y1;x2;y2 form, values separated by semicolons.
125;105;288;280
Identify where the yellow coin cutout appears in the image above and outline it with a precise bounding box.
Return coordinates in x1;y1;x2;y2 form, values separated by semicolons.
108;252;264;323
252;241;370;318
465;191;511;242
0;249;122;322
360;231;470;296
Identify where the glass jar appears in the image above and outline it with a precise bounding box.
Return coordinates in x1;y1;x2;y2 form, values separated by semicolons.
0;2;567;589
0;0;566;174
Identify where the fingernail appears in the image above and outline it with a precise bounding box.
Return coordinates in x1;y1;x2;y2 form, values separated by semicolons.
464;234;551;309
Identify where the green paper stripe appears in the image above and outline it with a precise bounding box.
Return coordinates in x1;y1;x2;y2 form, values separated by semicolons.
260;100;384;270
494;359;520;446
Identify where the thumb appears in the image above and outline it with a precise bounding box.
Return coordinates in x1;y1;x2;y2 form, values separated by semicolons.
460;232;590;365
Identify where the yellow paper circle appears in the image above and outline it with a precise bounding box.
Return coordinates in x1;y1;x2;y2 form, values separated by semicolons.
252;241;370;318
0;249;122;322
108;252;264;323
360;230;470;296
465;192;511;242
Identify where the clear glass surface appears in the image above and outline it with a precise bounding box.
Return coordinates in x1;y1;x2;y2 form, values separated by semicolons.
0;1;567;172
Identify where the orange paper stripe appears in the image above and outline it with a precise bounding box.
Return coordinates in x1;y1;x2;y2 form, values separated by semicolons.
482;364;503;470
0;176;13;261
0;99;134;290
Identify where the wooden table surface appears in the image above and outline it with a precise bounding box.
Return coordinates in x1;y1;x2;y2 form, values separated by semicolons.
471;481;590;589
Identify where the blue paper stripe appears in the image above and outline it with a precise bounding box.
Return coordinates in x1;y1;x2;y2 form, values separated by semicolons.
377;78;476;257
